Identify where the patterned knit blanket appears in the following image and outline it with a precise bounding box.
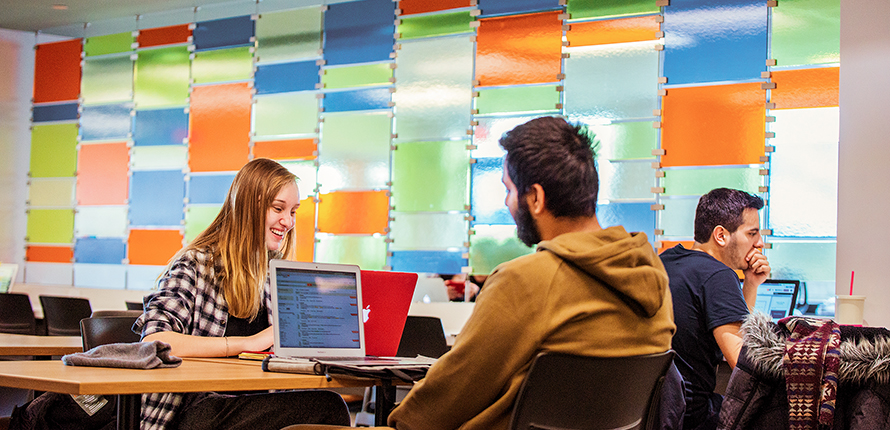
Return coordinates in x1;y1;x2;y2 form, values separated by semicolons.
779;316;841;430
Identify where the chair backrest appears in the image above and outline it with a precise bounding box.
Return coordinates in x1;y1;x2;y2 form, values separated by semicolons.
91;310;144;318
125;301;143;311
396;316;450;359
0;293;37;335
39;295;92;336
509;350;675;430
80;315;142;350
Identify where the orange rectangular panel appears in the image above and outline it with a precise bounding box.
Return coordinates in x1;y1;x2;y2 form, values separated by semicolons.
77;142;130;205
567;16;660;47
399;0;473;15
26;245;74;263
137;24;192;48
661;83;766;167
294;197;316;262
189;83;252;172
476;11;563;87
253;139;318;161
128;229;184;265
770;67;839;109
658;240;694;255
34;39;82;103
317;190;389;235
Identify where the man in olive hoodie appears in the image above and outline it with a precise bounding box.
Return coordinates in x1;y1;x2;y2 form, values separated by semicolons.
388;116;676;430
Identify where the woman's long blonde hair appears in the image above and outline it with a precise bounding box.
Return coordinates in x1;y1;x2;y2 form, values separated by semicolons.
172;158;297;320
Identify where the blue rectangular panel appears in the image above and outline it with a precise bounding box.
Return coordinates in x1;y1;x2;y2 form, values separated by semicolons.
663;0;768;85
255;61;320;95
129;170;185;226
390;250;468;274
33;103;79;122
74;238;126;264
133;108;189;147
127;265;166;291
74;263;128;289
80;103;131;141
189;173;237;204
597;202;655;241
193;15;255;51
471;157;513;225
479;0;561;17
323;87;391;112
324;0;395;66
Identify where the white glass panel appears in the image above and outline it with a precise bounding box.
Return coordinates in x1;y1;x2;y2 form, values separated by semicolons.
24;262;73;285
74;263;128;288
131;145;188;170
75;206;129;237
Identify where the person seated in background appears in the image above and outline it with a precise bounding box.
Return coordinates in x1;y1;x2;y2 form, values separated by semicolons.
387;116;676;430
440;273;487;302
659;188;770;430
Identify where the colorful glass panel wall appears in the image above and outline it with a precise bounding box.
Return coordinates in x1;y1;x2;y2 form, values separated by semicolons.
255;7;323;63
188;83;252;172
475;12;562;87
34;39;82;103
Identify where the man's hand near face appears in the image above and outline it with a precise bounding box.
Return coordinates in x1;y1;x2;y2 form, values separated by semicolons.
740;248;770;310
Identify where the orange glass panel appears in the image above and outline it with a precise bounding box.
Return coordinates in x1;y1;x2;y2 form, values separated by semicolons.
76;142;130;205
476;11;563;87
771;67;839;109
399;0;473;15
189;83;252;172
657;240;694;255
34;39;82;103
26;245;74;263
137;24;192;48
567;16;660;47
661;83;766;167
295;197;316;262
128;229;184;265
317;190;389;235
254;138;318;161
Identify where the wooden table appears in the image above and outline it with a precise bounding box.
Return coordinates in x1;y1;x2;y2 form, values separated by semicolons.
0;333;82;356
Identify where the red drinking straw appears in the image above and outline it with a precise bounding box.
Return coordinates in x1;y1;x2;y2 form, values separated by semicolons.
850;271;855;296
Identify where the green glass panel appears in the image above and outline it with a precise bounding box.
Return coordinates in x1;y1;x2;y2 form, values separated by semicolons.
771;0;840;67
74;206;128;237
30;123;78;178
191;47;254;84
315;235;387;270
389;212;468;251
767;240;836;282
472;115;536;158
134;46;191;108
566;0;659;20
185;205;222;242
322;64;392;89
28;178;75;207
565;43;658;121
281;160;319;197
254;92;319;137
391;140;470;212
475;85;560;115
82;55;134;105
318;112;391;192
27;209;75;243
662;167;762;196
585;120;657;161
659;197;697;237
398;11;474;40
131;146;188;170
255;7;322;64
84;32;134;57
597;160;654;201
469;224;535;275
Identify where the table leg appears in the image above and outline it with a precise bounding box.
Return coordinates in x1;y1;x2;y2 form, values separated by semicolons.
117;394;140;430
374;380;396;427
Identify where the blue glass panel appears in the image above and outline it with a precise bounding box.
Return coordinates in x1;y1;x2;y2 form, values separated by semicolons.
324;0;395;66
323;87;392;112
74;238;126;264
33;103;79;122
663;0;768;85
80;103;131;141
390;250;467;274
133;108;189;147
73;263;127;289
478;0;561;17
193;15;255;51
129;170;186;226
127;265;166;291
597;202;655;240
255;61;320;95
471;157;513;225
188;173;237;204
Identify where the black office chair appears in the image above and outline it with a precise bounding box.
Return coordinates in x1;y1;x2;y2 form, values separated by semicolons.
38;296;92;337
509;350;675;430
79;314;142;350
395;316;449;359
125;301;142;311
0;293;37;335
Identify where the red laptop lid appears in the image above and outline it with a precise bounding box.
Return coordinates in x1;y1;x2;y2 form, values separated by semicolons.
360;270;418;357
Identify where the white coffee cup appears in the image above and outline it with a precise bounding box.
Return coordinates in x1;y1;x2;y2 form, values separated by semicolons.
835;295;866;325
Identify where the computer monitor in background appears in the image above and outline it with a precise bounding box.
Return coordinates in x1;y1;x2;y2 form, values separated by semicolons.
752;279;800;322
0;264;18;293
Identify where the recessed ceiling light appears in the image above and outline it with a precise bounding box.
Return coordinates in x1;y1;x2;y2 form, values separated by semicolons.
52;4;68;10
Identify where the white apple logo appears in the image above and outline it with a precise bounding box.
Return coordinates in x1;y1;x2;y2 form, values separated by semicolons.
362;305;371;323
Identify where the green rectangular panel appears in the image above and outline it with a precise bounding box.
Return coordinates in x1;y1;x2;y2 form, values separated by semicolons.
389;212;468;251
85;32;134;57
254;92;319;137
567;0;659;20
469;224;535;275
82;55;134;105
565;43;658;121
659;197;697;237
322;64;392;89
30;123;78;178
391;140;470;212
315;235;387;270
134;46;191;108
28;178;75;207
597;160;654;201
27;209;75;243
255;7;322;63
191;46;254;84
185;205;222;243
586;120;657;161
771;0;840;67
280;160;318;197
662;167;762;196
398;11;475;40
318;112;391;192
475;85;561;115
767;240;836;282
74;206;128;237
131;145;188;170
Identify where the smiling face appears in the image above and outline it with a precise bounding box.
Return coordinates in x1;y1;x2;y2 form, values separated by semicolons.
723;207;764;270
265;182;300;252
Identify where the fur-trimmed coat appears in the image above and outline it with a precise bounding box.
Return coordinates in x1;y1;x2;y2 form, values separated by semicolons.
719;313;890;430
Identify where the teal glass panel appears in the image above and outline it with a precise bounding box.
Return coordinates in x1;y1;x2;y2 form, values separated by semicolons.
565;42;658;121
394;37;474;141
391;140;470;212
134;46;191;108
768;107;838;237
567;0;658;20
280;160;318;197
315;235;388;270
253;92;319;137
191;46;254;84
389;212;468;251
27;209;75;244
82;55;134;105
585;120;657;161
185;205;222;242
469;224;535;275
597;160;654;201
84;32;134;57
255;7;322;64
472;115;537;158
771;0;840;67
318;112;391;192
767;240;836;282
28;178;75;207
130;145;188;171
662;167;762;196
659;197;698;237
74;206;128;238
322;64;392;89
398;12;475;40
475;85;561;115
30;123;78;178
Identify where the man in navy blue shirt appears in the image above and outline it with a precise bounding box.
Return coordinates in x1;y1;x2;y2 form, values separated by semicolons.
660;188;771;430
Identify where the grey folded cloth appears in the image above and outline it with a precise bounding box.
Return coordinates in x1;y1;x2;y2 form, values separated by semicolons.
62;340;182;369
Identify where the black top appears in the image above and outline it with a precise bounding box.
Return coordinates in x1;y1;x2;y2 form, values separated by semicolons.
224;306;269;337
